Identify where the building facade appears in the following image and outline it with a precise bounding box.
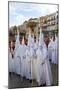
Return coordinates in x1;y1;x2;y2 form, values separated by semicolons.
40;11;58;36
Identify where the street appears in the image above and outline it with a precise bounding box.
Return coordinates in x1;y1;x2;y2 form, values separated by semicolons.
8;62;58;89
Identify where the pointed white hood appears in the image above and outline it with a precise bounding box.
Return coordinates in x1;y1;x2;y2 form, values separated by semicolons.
16;32;19;44
15;30;20;51
28;31;34;47
28;31;31;46
39;28;44;46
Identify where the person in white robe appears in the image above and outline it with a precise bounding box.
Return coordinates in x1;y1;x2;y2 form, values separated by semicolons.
51;35;58;64
14;32;21;75
34;33;46;85
29;34;35;80
31;37;38;80
14;36;27;76
25;32;31;79
30;46;35;80
20;36;27;77
55;35;58;64
25;46;31;79
25;32;35;80
8;41;15;73
33;29;52;86
42;43;52;86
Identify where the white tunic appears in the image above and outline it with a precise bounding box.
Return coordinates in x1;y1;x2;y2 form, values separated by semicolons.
14;45;21;75
20;45;27;77
33;42;38;54
32;43;52;86
8;48;15;73
51;40;58;64
42;45;52;85
34;46;46;85
29;47;34;80
27;34;35;79
14;34;21;74
55;38;58;64
25;47;31;79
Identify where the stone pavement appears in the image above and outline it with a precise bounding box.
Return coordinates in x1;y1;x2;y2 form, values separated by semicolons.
8;63;58;89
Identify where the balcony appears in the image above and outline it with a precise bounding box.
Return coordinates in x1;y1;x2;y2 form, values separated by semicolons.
40;23;47;27
47;16;56;22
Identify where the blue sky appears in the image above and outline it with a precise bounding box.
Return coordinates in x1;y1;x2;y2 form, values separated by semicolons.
9;2;58;27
